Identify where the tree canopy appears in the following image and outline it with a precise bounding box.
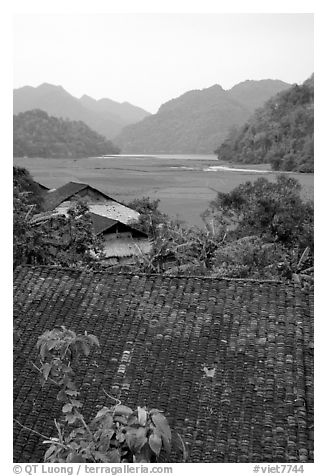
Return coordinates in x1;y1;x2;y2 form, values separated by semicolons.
13;167;104;268
127;176;313;285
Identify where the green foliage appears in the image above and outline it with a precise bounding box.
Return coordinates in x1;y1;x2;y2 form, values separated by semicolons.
211;236;313;286
14;109;120;158
130;219;226;275
35;327;173;463
216;76;314;172
13;166;45;211
128;177;313;285
212;236;286;279
126;197;170;237
208;175;313;250
13;182;104;268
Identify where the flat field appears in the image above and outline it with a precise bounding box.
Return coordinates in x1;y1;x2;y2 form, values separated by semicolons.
14;155;314;227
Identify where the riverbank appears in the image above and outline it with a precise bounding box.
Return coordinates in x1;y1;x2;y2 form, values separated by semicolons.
14;155;313;227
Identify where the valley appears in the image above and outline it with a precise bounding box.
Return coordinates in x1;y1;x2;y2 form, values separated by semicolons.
14;155;314;227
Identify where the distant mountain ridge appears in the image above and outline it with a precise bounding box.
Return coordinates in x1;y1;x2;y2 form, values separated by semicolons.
13;83;151;139
114;79;291;154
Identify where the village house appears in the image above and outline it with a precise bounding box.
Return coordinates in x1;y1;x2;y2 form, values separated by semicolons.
42;181;141;224
30;181;152;263
89;212;151;264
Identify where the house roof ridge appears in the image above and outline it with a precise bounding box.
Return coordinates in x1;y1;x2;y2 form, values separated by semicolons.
15;264;287;284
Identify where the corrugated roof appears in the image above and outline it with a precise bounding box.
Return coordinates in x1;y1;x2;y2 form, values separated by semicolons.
88;203;140;225
13;266;314;463
43;182;118;211
89;212;117;235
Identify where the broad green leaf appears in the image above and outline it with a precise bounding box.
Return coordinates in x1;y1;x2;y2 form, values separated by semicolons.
80;341;90;356
127;414;138;426
116;430;126;443
93;451;111;463
88;334;100;346
125;429;138;451
134;443;151;463
107;449;121;463
47;340;58;350
65;414;78;424
71;399;83;408
62;403;73;413
114;405;133;416
137;406;147;426
149;408;162;416
114;415;128;425
173;432;187;461
42;362;52;380
151;412;171;451
134;427;147;452
94;406;110;420
66;380;77;391
101;414;113;429
56;389;67;402
149;432;162;456
65;390;79;397
66;452;85;463
44;444;57;461
40;342;48;360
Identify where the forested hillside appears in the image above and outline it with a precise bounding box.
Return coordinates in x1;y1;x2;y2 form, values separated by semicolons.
216;75;314;172
114;80;290;153
13;109;120;158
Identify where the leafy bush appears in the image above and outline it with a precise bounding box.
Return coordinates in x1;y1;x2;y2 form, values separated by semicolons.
126;197;170;237
13;166;45;211
34;326;174;463
207;175;313;250
13;190;104;268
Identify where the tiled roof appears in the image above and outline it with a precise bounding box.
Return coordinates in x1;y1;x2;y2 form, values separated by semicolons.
13;266;314;463
43;182;117;211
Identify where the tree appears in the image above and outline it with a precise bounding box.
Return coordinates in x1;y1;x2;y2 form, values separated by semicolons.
207;175;313;250
126;197;170;237
13;187;104;268
13;166;45;211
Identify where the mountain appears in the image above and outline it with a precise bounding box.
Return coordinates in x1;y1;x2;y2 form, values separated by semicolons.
216;75;314;172
79;95;150;125
13;83;151;139
13;109;120;158
113;79;291;154
228;79;294;111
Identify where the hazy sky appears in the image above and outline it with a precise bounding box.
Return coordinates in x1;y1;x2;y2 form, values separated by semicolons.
13;13;313;113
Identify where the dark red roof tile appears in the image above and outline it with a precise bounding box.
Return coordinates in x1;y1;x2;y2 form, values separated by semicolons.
13;265;314;463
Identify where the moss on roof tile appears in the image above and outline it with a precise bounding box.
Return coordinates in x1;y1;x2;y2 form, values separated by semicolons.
13;265;313;463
